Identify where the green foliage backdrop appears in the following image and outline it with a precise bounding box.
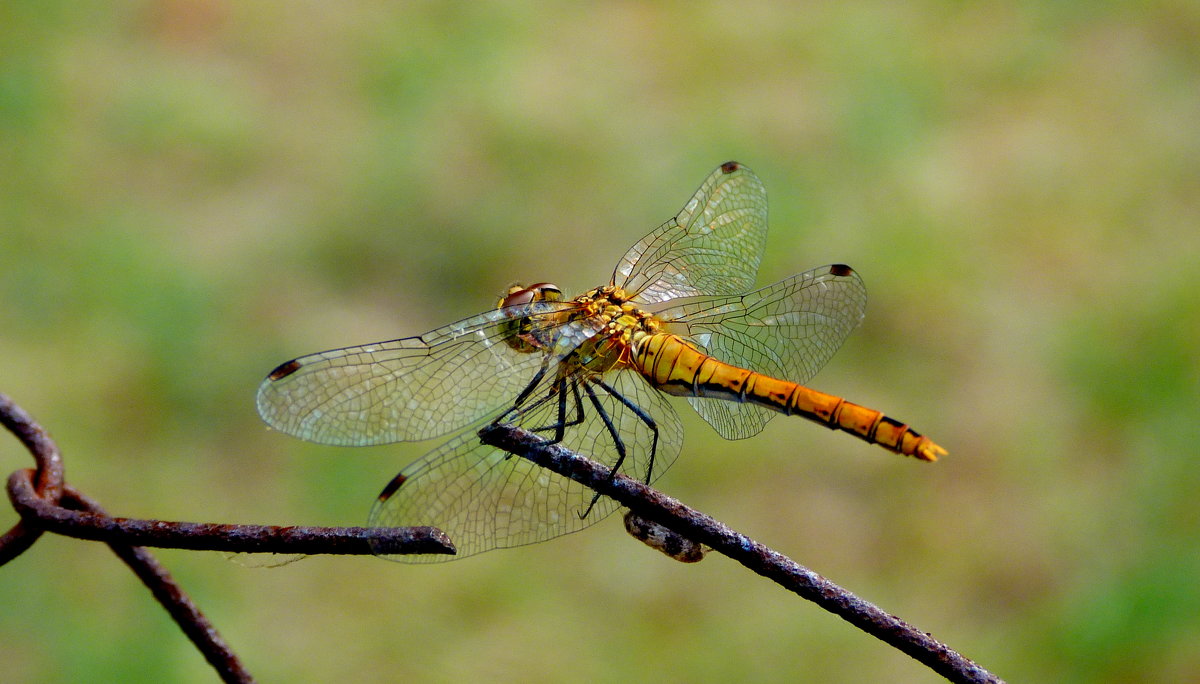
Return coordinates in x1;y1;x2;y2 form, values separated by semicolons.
2;2;1197;682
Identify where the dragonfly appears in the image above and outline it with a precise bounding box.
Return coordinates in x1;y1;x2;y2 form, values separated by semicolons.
257;161;946;563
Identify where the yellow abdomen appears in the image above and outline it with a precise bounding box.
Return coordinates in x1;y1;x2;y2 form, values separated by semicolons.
632;333;946;462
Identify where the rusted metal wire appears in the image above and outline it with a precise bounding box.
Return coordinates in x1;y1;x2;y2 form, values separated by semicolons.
4;387;997;682
7;468;453;556
1;392;454;682
1;394;254;681
480;423;1004;684
58;483;257;684
0;393;63;565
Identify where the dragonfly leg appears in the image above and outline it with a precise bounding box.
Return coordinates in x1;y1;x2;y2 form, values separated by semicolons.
492;385;558;463
555;380;587;436
510;360;551;409
526;377;585;443
579;378;661;518
581;381;626;518
592;377;660;485
489;358;559;435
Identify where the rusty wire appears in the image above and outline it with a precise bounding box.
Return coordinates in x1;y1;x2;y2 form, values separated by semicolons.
54;482;256;683
480;423;1004;684
3;389;1000;683
6;468;453;556
0;393;63;565
0;392;454;683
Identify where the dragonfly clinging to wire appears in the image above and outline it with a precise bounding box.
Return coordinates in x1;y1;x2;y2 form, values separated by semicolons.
257;161;946;563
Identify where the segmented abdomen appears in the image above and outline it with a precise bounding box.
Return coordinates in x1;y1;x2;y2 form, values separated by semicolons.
632;333;945;461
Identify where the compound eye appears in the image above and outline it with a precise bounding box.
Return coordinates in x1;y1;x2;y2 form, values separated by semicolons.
499;285;536;309
529;282;562;302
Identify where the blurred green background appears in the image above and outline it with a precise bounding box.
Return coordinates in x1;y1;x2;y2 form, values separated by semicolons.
2;2;1198;682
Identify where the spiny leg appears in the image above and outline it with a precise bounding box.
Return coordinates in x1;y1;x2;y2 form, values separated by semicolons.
490;380;561;464
556;379;587;436
592;377;661;484
491;353;560;428
527;376;586;442
510;359;551;410
489;359;556;463
549;350;589;436
578;378;662;518
581;381;626;518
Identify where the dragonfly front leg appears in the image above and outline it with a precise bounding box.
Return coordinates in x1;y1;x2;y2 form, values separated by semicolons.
497;349;591;442
509;360;551;411
493;375;586;468
491;355;559;429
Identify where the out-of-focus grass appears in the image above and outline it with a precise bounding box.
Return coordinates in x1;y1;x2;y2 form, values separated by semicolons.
2;2;1198;682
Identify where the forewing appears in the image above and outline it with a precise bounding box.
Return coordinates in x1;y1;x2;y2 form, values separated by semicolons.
369;369;683;563
255;302;577;446
656;264;867;440
613;161;768;304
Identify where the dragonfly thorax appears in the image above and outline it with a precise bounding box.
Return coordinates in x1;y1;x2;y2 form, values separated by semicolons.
566;285;663;373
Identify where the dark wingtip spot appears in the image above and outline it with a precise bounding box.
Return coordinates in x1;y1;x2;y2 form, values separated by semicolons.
829;264;854;277
267;359;301;381
720;161;740;174
378;473;408;502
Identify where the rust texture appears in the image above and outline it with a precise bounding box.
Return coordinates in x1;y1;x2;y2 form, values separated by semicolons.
7;469;452;555
0;393;64;565
1;392;454;682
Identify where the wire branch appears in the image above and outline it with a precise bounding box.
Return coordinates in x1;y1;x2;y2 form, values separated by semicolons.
6;468;454;556
0;393;253;682
0;393;64;565
57;482;257;684
1;392;453;683
3;387;999;682
479;423;1003;684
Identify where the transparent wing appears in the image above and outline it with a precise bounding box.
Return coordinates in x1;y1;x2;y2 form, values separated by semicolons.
255;301;580;446
613;161;768;304
655;264;868;440
369;369;684;563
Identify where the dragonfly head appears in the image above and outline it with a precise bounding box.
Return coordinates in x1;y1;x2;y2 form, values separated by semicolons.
498;282;563;309
498;283;563;354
